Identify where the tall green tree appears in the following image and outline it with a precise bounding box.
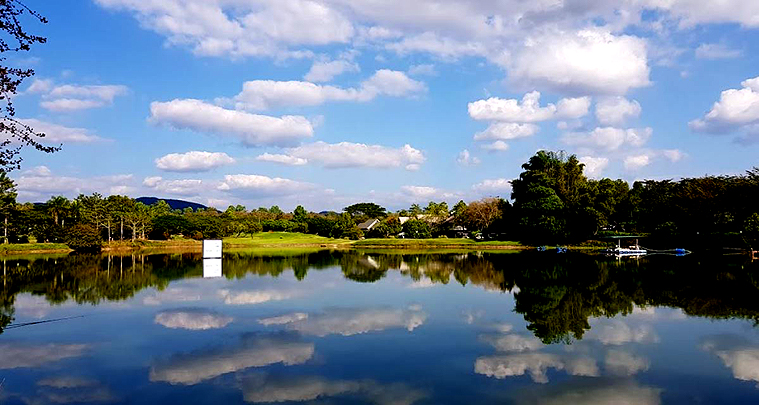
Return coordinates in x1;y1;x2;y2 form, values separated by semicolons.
0;171;16;242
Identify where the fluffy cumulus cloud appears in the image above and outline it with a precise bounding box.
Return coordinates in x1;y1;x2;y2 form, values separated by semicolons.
579;156;610;178
481;333;543;353
142;176;205;196
275;141;425;170
228;69;424;110
304;56;360;82
155;151;235;172
595;97;642;126
255;153;308;166
240;374;427;405
15;167;134;199
217;174;314;197
605;349;650;376
27;79;128;111
154;308;233;330
701;335;759;386
468;92;590;123
95;0;354;58
690;76;759;140
562;127;652;151
149;334;314;385
456;149;480;166
149;99;314;147
219;288;296;305
472;178;512;195
35;376;116;404
400;185;461;201
624;154;651;170
473;123;539;142
586;319;659;345
515;381;662;405
474;352;598;384
264;307;427;337
12;118;104;143
507;29;650;95
0;343;88;369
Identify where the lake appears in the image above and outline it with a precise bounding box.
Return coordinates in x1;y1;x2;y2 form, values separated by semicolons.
2;250;759;404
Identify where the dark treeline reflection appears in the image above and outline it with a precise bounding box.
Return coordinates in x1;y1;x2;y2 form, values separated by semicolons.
2;251;759;342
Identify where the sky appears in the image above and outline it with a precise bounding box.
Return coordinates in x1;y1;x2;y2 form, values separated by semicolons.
6;0;759;211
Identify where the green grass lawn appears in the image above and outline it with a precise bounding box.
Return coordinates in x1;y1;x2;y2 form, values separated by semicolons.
0;243;70;253
353;238;524;247
224;232;351;246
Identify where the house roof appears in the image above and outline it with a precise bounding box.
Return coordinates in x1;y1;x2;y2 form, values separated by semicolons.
357;219;380;230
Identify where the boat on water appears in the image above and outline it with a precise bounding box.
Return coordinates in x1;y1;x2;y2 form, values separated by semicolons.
605;238;647;257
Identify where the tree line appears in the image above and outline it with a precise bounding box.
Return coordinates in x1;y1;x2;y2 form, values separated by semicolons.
1;150;758;249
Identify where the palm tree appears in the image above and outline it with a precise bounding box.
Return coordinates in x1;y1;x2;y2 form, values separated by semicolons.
46;195;70;227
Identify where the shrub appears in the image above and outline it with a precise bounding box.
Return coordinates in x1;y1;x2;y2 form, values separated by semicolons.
65;224;102;252
402;219;431;239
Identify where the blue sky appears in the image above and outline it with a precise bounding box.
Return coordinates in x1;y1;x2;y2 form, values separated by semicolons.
7;0;759;211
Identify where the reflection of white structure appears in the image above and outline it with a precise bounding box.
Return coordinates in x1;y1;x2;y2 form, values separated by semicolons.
203;259;222;278
202;239;222;258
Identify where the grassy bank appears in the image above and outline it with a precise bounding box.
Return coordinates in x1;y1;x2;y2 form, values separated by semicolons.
353;238;526;249
1;233;528;255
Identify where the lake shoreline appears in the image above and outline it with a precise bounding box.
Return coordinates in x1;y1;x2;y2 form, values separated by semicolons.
0;240;536;255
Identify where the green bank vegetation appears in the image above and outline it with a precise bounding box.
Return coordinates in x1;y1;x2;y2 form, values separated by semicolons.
2;150;759;253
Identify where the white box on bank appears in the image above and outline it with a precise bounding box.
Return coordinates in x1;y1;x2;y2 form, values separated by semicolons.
202;239;222;258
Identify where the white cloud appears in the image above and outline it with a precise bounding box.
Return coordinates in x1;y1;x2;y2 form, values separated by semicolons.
282;141;425;170
690;76;759;137
695;43;743;59
472;178;512;195
624;154;651;170
562;127;652;151
400;185;459;201
702;335;759;386
507;29;650;95
95;0;354;58
219;289;296;305
37;376;99;389
457;149;480;166
26;78;53;93
13;118;104;143
155;151;235;172
272;307;427;337
605;349;650;376
149;334;315;385
468;92;589;123
475;353;594;384
473;123;539;141
258;313;309;326
255;153;308;166
229;70;424;110
587;319;659;345
304;58;359;82
15;168;134;199
517;381;662;405
37;83;128;112
143;176;205;196
240;375;426;405
150;99;314;147
481;140;509;151
386;32;488;60
0;343;88;369
661;149;685;162
595;97;642;126
579;156;609;178
154;309;233;330
655;0;759;28
481;333;543;352
218;174;314;197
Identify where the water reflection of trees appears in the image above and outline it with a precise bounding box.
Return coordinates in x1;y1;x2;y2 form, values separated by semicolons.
2;250;759;342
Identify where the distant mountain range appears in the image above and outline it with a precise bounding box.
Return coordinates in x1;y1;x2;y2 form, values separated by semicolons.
136;197;207;211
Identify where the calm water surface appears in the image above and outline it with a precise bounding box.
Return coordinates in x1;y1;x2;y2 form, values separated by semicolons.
2;250;759;404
